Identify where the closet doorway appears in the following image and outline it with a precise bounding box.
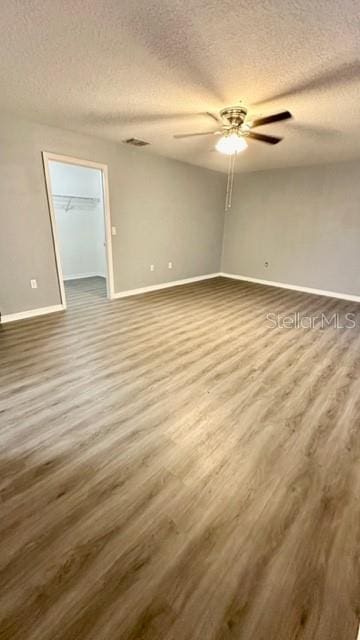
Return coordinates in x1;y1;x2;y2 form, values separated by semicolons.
43;153;114;308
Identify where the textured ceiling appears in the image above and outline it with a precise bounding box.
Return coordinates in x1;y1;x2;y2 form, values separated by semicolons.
0;0;359;173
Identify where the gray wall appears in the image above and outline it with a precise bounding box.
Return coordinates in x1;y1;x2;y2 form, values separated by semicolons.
0;114;225;314
2;111;359;317
222;161;360;296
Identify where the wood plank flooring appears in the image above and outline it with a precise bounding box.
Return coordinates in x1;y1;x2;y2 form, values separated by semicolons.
0;276;359;640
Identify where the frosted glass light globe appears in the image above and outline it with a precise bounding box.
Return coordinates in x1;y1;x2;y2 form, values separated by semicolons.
216;132;248;155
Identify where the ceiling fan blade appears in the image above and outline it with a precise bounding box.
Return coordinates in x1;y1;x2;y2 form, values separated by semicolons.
174;130;221;139
248;132;282;145
251;111;292;128
204;111;221;123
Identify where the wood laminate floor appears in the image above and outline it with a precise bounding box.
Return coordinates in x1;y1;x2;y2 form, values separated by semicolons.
0;276;359;640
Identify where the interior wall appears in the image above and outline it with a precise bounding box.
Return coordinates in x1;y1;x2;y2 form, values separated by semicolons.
50;161;106;280
3;110;358;318
0;113;225;315
222;160;360;296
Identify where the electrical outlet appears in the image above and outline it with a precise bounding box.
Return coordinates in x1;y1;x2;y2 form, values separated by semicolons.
111;226;117;236
30;279;38;289
264;261;269;268
168;261;173;269
150;264;155;272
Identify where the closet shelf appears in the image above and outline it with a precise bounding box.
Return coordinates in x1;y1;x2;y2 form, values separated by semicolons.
52;194;101;211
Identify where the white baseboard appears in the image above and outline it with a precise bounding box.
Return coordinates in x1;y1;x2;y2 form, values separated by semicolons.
1;304;64;324
113;273;221;299
220;272;360;303
64;273;106;281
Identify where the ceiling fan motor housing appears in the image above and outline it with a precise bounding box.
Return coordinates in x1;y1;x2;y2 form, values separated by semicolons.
220;106;248;127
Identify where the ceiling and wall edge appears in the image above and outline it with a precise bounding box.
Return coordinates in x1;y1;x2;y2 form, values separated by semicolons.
2;108;360;177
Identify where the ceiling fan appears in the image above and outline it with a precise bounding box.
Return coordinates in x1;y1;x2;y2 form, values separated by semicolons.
174;105;293;209
174;105;293;153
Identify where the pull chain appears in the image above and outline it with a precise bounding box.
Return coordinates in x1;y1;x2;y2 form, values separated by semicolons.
225;152;237;211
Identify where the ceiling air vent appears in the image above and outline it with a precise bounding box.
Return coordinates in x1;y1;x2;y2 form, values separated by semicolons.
123;137;150;147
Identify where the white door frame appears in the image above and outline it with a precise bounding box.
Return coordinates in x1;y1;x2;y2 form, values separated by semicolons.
42;152;115;308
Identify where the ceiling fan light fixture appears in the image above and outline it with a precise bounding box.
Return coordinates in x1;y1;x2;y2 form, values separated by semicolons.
215;131;248;155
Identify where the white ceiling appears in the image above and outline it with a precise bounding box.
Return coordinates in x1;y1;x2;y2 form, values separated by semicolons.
0;0;359;173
